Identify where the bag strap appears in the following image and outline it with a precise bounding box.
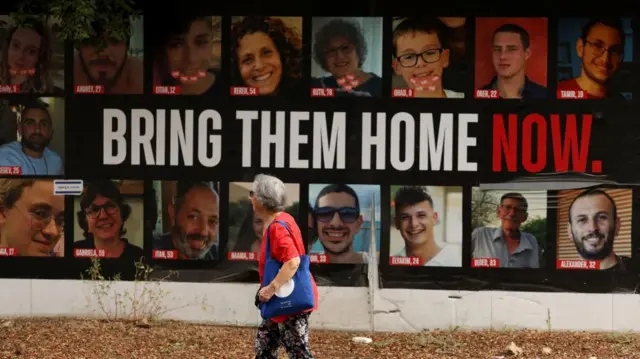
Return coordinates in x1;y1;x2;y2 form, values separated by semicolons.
264;219;291;262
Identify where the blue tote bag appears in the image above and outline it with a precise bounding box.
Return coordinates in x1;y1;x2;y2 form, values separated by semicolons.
260;220;315;320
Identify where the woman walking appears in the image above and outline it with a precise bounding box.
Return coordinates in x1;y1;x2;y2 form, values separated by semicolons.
251;174;318;358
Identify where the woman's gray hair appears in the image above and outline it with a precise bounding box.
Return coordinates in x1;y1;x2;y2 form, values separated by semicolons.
253;174;288;212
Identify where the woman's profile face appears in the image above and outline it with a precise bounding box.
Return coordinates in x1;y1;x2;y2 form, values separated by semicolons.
8;28;41;74
237;31;282;95
166;19;213;82
252;214;264;239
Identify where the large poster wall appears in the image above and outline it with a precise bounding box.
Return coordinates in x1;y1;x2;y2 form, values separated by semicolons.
0;3;639;294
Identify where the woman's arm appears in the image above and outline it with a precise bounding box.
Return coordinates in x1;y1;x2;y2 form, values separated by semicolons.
268;256;300;291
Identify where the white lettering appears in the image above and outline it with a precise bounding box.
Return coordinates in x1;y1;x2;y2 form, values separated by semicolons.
155;110;166;165
237;110;258;167
170;109;193;166
390;112;414;171
361;112;386;169
289;111;309;168
419;113;453;171
131;109;155;165
103;109;126;165
198;110;222;167
312;112;346;169
260;111;286;168
458;114;478;171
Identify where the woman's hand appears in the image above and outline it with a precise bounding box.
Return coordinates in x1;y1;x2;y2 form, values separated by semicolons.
258;283;277;302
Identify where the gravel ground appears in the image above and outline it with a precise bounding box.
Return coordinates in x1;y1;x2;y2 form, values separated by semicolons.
2;318;640;358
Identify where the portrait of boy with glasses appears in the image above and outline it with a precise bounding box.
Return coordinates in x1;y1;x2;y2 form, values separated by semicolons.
392;17;464;99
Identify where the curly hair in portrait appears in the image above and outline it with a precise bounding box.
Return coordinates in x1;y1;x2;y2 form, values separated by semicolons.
0;21;54;93
230;16;302;91
313;19;367;72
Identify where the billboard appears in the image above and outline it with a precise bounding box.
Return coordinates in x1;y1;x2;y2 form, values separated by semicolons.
0;10;638;293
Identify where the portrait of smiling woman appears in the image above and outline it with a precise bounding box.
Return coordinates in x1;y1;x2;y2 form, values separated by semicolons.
230;16;303;97
73;180;144;266
152;14;224;96
0;15;64;95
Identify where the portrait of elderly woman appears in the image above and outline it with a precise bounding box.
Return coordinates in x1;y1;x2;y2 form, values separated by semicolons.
311;17;383;97
250;174;318;358
73;180;143;261
0;16;64;95
230;16;304;97
152;14;224;96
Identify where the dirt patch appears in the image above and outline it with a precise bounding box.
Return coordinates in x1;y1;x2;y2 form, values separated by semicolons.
1;318;640;358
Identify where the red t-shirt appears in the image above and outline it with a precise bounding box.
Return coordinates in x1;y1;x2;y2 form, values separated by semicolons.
258;212;319;323
557;78;604;99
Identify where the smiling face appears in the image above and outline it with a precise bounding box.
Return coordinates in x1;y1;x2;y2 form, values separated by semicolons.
568;193;619;260
169;186;219;259
322;36;359;78
394;200;438;248
236;31;283;95
315;191;362;255
393;30;449;91
577;22;623;85
7;27;42;75
165;18;213;82
497;197;527;231
85;195;122;242
0;181;64;257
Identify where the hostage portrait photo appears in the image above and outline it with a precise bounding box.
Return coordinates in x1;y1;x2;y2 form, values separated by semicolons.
471;188;548;269
72;180;144;262
310;17;383;98
152;180;220;261
73;15;144;94
308;183;381;264
389;185;463;267
227;181;300;262
0;14;65;95
390;16;467;99
0;97;65;176
556;187;632;272
152;15;223;96
474;17;549;99
230;16;303;97
0;179;65;257
557;17;633;100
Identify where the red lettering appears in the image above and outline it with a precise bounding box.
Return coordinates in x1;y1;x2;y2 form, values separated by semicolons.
492;114;518;171
551;114;591;172
493;113;594;173
522;114;547;172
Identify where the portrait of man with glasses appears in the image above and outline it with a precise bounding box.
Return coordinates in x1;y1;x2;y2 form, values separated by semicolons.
471;192;541;269
0;179;64;257
392;17;464;99
73;180;143;262
557;18;630;100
